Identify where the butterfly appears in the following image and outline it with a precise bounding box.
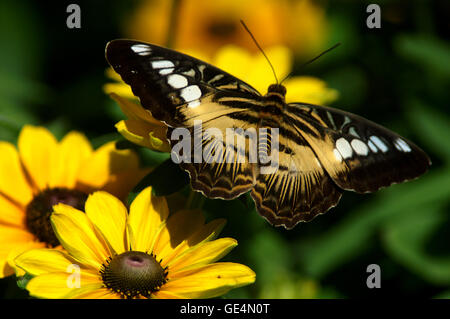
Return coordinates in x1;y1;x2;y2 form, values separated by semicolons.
105;40;431;229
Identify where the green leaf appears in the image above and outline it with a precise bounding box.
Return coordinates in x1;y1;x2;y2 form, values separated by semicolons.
298;168;450;278
394;34;450;77
16;273;33;290
139;147;170;167
245;229;291;285
134;158;189;196
382;205;450;285
406;100;450;161
434;290;450;299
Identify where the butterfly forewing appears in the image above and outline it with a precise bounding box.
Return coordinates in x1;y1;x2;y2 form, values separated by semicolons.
286;103;431;193
105;40;261;127
106;40;261;199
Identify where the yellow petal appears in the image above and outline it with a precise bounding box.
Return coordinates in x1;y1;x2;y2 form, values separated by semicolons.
77;141;139;189
0;194;25;227
115;119;170;152
50;131;93;188
5;240;46;277
161;262;255;299
152;290;184;299
128;187;169;252
247;45;292;93
103;83;135;99
185;218;227;246
85;192;128;255
213;45;253;85
51;203;111;269
168;238;237;273
0;142;33;205
26;271;101;299
284;76;339;105
18;125;58;190
99;168;151;201
153;209;205;261
213;45;292;94
0;225;37;277
67;286;118;299
105;67;122;81
159;218;226;268
110;93;158;124
14;248;77;276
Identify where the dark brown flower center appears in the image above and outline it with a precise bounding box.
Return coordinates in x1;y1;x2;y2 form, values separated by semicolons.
207;19;238;39
25;187;88;247
100;251;168;299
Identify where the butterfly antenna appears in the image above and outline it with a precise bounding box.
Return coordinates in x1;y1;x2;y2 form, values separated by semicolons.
240;20;278;84
280;42;341;84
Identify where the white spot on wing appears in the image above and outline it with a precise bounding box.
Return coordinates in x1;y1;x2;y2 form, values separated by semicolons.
188;100;201;108
394;138;411;153
368;140;378;153
131;44;151;55
182;69;196;77
351;139;369;156
369;136;388;153
198;64;206;76
333;148;343;162
167;74;188;89
335;138;353;159
151;60;175;69
327;112;337;129
209;74;224;84
348;126;360;138
341;116;351;128
159;68;174;75
180;85;202;102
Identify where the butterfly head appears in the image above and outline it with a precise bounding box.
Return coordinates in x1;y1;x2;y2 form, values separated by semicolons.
265;84;287;103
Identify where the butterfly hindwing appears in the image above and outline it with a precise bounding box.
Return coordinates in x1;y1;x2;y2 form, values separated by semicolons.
168;114;259;200
285;103;431;193
250;120;342;229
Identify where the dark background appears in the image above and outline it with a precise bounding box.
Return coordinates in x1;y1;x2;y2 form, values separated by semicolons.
0;0;449;298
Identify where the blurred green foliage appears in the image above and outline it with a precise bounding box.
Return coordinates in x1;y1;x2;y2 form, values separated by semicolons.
0;0;449;299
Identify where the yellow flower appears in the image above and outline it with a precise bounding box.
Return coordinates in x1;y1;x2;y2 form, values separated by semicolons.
0;125;149;277
209;45;339;105
15;187;255;299
126;0;327;57
104;44;338;151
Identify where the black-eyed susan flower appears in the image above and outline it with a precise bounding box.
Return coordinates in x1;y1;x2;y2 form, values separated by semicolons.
126;0;328;57
15;187;256;299
0;125;149;277
104;44;338;150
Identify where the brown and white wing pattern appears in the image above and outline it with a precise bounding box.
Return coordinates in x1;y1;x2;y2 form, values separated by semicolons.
106;40;262;199
285;103;431;193
105;40;261;127
250;122;342;229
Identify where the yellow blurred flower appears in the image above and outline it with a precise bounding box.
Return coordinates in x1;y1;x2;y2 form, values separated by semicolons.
126;0;328;57
15;187;255;299
208;45;339;105
0;125;149;277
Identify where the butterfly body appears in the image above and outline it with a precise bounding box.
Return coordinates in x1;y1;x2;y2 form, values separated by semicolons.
106;40;431;229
